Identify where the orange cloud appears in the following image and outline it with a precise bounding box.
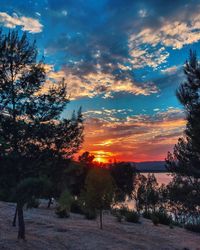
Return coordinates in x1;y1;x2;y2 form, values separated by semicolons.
128;11;200;69
41;64;158;100
81;108;186;162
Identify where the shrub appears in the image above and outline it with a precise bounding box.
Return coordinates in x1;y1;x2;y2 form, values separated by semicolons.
125;211;140;223
185;223;200;233
26;197;40;209
143;211;152;220
115;212;123;222
172;221;181;227
118;205;129;216
151;214;159;226
70;199;84;214
55;189;72;218
84;209;97;220
110;208;118;216
56;207;70;218
152;211;172;225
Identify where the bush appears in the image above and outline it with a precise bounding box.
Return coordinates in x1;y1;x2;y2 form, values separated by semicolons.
115;212;123;222
143;211;152;220
151;214;159;226
55;189;72;218
125;211;140;223
152;211;172;226
185;223;200;233
85;209;97;220
118;205;129;216
56;207;70;218
26;197;40;209
70;199;84;214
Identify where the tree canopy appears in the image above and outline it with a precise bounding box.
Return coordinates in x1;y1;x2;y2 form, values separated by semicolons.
0;30;83;239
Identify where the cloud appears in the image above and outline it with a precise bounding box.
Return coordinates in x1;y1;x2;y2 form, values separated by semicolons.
42;64;159;99
0;12;43;33
128;11;200;69
161;66;179;74
81;107;185;161
128;47;169;69
43;1;200;88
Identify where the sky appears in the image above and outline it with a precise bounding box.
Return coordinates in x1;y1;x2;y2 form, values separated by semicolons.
0;0;200;162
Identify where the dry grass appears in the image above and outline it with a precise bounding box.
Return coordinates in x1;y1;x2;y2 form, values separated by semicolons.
0;201;199;250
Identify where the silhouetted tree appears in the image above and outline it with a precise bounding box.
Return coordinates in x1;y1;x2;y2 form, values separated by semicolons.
166;50;200;204
145;174;159;212
132;174;159;213
79;151;95;166
110;162;136;202
0;30;83;239
132;174;147;212
14;177;49;239
82;167;115;229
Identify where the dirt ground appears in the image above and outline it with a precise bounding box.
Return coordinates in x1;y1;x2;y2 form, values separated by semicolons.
0;201;199;250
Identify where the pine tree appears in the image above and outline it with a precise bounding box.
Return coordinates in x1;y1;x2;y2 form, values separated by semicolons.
82;168;115;229
166;50;200;199
0;30;83;239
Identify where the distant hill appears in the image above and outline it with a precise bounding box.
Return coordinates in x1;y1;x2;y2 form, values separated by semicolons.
134;161;167;173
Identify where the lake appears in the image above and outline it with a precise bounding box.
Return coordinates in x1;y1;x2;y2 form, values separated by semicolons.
143;172;172;185
126;172;172;210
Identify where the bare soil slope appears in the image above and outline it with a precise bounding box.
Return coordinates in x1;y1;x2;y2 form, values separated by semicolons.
0;201;199;250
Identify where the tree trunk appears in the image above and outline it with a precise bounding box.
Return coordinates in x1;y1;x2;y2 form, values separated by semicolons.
100;209;103;230
17;204;25;240
47;198;52;208
12;205;18;227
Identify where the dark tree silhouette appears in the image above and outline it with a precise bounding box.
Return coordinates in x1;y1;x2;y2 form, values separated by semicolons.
166;50;200;210
82;167;115;229
0;30;83;239
110;162;136;202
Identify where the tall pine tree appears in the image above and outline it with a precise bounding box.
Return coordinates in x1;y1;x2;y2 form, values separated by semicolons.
0;30;83;239
166;50;200;199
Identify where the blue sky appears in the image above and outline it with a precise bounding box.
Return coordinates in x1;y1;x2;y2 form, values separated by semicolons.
0;0;199;161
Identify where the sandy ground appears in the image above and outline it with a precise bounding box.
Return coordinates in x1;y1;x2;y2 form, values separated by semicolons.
0;201;199;250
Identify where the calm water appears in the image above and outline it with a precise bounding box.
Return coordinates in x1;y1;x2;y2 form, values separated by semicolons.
126;173;172;210
143;172;172;185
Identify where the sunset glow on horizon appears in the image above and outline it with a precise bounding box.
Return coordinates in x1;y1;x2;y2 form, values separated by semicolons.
2;0;200;162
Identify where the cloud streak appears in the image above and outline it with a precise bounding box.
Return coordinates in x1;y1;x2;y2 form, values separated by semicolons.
128;10;200;69
43;65;159;99
82;107;186;162
0;12;43;33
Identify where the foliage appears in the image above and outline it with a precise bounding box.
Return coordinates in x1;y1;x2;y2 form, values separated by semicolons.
185;223;200;233
64;153;94;196
115;212;123;222
84;209;97;220
55;208;70;218
152;211;172;226
166;50;200;218
26;197;40;209
143;211;152;220
56;190;73;218
79;151;95;166
0;30;83;239
125;210;140;223
132;173;159;213
15;177;49;205
82;167;115;229
110;162;136;202
70;199;84;214
83;168;115;211
151;214;159;226
117;205;130;216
